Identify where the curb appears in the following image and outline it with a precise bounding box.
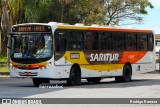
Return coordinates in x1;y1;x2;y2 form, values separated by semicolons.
0;72;10;77
0;72;10;75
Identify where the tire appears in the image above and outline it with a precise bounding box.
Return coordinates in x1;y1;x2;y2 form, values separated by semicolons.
67;66;81;86
32;78;50;87
115;65;132;82
87;77;101;83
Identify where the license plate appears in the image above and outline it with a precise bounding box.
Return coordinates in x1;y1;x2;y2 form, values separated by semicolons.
24;72;31;75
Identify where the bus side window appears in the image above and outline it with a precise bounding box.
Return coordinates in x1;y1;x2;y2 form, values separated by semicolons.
113;33;125;50
55;37;67;53
85;32;93;50
137;34;148;51
126;33;136;51
93;32;99;50
77;32;84;50
85;32;99;50
148;34;154;51
68;31;84;50
69;32;76;50
54;30;67;61
101;32;112;50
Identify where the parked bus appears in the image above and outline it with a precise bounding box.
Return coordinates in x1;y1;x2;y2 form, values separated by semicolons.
9;22;155;86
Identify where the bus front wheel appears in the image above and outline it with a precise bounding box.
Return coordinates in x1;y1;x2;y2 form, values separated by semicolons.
115;65;132;82
67;66;81;86
32;78;50;87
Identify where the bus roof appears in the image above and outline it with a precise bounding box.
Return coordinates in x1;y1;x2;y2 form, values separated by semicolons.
12;22;153;33
57;25;153;33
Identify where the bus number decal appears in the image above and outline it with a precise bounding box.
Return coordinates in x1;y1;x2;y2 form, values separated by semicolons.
70;53;80;59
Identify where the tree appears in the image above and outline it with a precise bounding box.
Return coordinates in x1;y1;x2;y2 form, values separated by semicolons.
69;0;153;26
0;0;24;54
7;0;24;25
24;0;62;23
70;0;105;25
0;0;11;54
24;0;75;23
59;0;74;22
24;0;41;22
104;0;154;25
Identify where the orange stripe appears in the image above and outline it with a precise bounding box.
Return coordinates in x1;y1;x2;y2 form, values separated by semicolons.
88;27;152;33
119;51;147;64
57;25;152;33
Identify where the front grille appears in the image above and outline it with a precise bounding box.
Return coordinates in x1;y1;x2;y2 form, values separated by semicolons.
19;72;38;76
17;67;39;70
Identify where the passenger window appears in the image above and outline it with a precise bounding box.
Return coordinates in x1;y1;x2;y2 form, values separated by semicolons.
55;37;67;53
68;31;84;50
126;33;137;51
137;34;147;50
93;32;99;50
54;30;67;61
148;34;153;51
85;32;93;50
113;33;125;50
101;32;112;50
85;32;99;50
77;32;84;50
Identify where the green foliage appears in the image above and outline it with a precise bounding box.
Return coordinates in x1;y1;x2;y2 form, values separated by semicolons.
7;0;24;24
0;54;9;73
0;67;9;72
0;54;7;62
69;0;105;25
104;0;154;25
24;0;42;22
0;0;154;25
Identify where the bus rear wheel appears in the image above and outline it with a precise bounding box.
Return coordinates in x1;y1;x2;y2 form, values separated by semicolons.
115;65;132;82
32;78;50;87
87;77;101;83
67;66;81;86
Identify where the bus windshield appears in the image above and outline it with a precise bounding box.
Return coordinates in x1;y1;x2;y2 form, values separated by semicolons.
11;33;53;62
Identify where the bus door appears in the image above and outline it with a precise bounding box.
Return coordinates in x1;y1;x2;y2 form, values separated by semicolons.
54;33;67;65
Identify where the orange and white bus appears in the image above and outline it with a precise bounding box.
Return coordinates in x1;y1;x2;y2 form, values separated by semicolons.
9;22;155;86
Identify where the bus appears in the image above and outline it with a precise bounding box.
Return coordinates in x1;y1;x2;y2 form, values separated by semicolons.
9;22;155;86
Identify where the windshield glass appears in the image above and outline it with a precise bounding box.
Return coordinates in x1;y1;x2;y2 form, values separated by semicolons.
11;34;53;61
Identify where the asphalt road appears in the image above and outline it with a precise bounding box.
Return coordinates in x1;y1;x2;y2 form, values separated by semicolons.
0;72;160;99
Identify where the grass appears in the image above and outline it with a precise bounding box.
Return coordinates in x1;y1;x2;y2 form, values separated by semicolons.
0;67;9;72
0;54;7;62
0;54;9;72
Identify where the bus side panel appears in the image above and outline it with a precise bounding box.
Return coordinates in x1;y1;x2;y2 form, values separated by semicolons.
132;63;154;74
54;65;70;79
81;64;123;78
135;52;155;73
80;65;94;78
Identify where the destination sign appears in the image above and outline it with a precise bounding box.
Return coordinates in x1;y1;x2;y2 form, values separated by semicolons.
12;25;51;32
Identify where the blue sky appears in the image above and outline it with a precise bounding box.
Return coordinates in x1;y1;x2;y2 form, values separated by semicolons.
124;0;160;34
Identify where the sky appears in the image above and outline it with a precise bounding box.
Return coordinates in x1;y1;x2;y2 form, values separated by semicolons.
124;0;160;34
